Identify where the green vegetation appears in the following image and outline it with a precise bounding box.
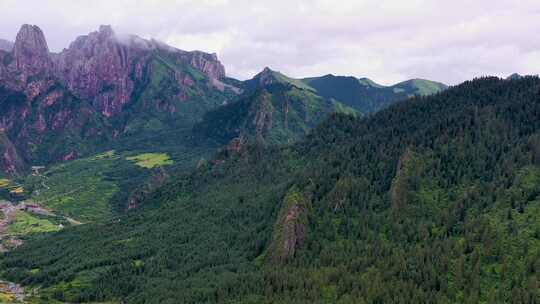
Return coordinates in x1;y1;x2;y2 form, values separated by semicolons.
1;77;539;303
0;179;9;188
303;74;447;113
0;178;25;201
7;211;60;235
23;150;166;222
126;153;173;169
392;78;449;96
266;69;316;92
196;83;357;145
0;292;15;303
24;152;122;221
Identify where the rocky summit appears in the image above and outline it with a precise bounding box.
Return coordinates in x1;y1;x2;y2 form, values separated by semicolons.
0;24;233;175
12;24;52;82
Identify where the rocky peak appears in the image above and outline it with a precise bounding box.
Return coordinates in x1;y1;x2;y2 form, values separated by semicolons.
12;24;52;80
55;25;137;117
251;67;279;87
98;25;114;37
268;187;310;263
188;51;225;80
54;25;228;117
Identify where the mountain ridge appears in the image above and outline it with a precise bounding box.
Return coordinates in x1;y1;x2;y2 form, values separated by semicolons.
2;76;538;303
0;24;236;175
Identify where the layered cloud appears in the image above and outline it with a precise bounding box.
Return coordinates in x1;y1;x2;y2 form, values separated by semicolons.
0;0;538;84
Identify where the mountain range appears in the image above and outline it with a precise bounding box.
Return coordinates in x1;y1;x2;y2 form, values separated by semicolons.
11;24;534;304
1;75;538;303
0;24;446;177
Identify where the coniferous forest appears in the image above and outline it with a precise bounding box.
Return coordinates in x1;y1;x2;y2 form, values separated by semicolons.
2;76;540;303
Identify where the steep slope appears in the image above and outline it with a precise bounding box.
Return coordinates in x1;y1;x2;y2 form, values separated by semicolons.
53;25;232;118
195;68;356;145
302;74;447;113
2;76;539;303
0;24;238;175
0;25;109;173
244;67;315;92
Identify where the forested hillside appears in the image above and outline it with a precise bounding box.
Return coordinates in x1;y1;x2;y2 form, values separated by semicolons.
1;76;539;303
302;74;447;113
195;82;356;146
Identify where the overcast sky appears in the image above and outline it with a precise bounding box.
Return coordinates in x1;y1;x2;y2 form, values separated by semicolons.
0;0;538;85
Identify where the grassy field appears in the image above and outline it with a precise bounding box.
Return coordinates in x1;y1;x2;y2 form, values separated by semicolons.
25;151;124;222
23;150;181;223
7;211;61;235
126;153;173;169
0;179;25;200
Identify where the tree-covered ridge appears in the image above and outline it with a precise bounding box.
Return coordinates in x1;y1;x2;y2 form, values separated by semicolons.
244;67;447;114
195;82;357;145
1;76;540;303
302;74;447;114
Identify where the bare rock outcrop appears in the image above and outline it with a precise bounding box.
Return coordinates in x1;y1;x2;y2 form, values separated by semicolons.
12;24;52;82
268;187;310;263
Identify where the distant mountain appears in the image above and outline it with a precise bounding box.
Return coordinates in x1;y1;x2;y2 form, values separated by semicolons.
196;67;356;146
0;38;12;52
195;66;448;148
244;67;316;92
506;73;523;80
0;25;447;176
244;69;447;115
302;74;447;113
0;24;239;175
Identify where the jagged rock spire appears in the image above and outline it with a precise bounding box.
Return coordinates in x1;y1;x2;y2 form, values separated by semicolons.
12;24;52;80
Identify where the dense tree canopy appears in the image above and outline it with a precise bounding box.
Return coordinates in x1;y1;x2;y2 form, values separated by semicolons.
2;76;540;303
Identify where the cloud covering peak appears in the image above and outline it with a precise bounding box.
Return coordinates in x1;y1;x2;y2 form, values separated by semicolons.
0;0;538;84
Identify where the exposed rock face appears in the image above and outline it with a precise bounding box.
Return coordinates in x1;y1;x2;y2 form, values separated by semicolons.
0;131;25;175
54;25;141;117
268;187;310;263
12;24;52;81
0;24;234;175
53;25;228;117
225;137;244;154
127;167;168;210
253;67;278;87
390;147;414;209
249;91;274;139
189;51;225;80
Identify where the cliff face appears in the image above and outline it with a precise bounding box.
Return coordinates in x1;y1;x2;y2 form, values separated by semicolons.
0;130;25;175
188;51;225;80
54;25;227;117
268;187;310;263
54;25;139;117
12;24;53;82
0;24;234;175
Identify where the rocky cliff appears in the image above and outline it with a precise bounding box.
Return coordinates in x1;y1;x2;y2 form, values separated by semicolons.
54;25;227;117
268;187;310;263
12;25;53;82
0;24;234;175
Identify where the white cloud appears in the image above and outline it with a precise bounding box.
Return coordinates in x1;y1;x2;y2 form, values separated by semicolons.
0;0;538;84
